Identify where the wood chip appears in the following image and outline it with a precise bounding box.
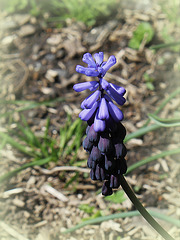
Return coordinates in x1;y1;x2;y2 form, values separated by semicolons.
41;184;68;202
0;221;30;240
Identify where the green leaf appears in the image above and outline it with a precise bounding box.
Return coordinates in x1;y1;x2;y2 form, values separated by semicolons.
128;38;141;50
126;147;180;175
128;22;154;49
105;190;126;203
62;209;180;233
0;131;34;157
146;82;155;90
79;204;95;214
0;157;52;183
148;114;180;127
82;210;102;222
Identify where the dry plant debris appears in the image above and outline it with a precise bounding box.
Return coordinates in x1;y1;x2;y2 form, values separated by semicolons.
0;2;180;240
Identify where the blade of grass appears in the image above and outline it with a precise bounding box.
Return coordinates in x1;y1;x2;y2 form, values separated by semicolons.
148;114;180;127
0;97;65;106
0;157;52;183
18;115;42;148
126;147;180;175
144;87;180;127
0;97;65;119
66;118;81;140
62;209;180;234
0;132;35;157
149;114;180;123
150;41;180;50
124;124;160;143
59;115;71;152
0;136;7;153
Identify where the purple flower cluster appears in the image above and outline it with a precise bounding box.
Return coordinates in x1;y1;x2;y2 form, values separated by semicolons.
74;52;127;196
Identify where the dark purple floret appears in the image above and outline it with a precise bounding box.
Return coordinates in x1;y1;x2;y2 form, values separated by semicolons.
87;124;99;142
114;143;127;159
90;145;102;161
90;168;96;180
104;154;115;171
116;157;127;175
98;132;112;153
83;136;93;152
74;52;128;196
110;174;120;189
102;180;113;196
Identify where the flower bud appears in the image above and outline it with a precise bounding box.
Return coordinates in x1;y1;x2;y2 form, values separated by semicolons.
87;124;99;143
117;158;127;175
83;136;93;152
98;132;112;153
110;174;120;189
90;168;96;180
102;181;113;196
114;143;127;159
90;145;102;162
104;154;115;171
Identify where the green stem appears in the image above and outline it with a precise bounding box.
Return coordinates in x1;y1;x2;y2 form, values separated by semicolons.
62;209;180;234
126;147;180;175
119;175;175;240
124;124;160;143
144;88;180;127
150;41;180;50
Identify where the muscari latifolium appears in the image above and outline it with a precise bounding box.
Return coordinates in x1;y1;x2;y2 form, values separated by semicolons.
73;52;176;240
73;52;127;196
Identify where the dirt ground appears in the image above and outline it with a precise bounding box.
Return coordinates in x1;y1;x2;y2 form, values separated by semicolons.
0;2;180;240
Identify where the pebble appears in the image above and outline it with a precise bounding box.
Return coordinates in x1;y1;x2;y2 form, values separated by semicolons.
45;69;59;82
56;49;65;59
45;53;56;62
17;24;36;37
46;34;62;45
12;198;25;207
45;69;67;82
1;35;17;45
0;17;17;30
100;220;122;232
13;14;31;26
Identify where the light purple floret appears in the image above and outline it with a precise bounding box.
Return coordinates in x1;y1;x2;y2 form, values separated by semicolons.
94;52;104;65
109;83;126;96
79;102;98;121
74;52;126;132
102;55;116;72
81;90;100;109
73;81;98;92
76;52;116;78
106;85;126;106
98;97;109;120
94;109;106;132
107;101;124;122
82;53;97;68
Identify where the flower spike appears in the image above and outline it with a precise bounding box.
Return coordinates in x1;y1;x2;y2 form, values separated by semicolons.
74;52;127;196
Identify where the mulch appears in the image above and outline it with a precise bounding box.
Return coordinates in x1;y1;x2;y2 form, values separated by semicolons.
0;3;180;240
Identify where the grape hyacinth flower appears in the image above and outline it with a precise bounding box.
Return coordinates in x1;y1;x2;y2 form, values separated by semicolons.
74;52;127;196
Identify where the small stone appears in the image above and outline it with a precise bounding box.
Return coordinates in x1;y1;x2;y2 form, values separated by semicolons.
47;34;62;45
24;211;31;218
12;198;25;207
1;35;17;45
45;54;56;62
56;49;65;59
41;87;55;95
17;24;36;37
45;69;58;82
0;17;17;30
45;69;67;82
13;14;31;26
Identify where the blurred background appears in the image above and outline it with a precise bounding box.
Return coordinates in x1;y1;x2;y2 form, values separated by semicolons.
0;0;180;239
